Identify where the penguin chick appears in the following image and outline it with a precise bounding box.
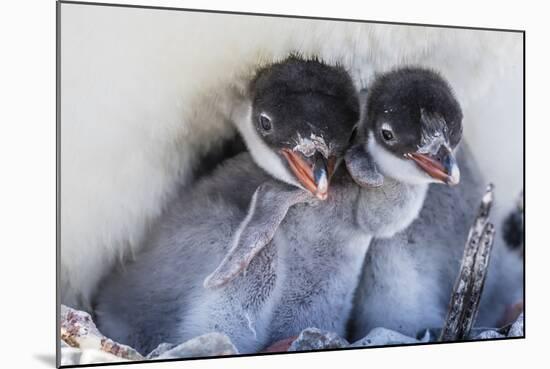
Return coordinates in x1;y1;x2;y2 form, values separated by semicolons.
93;56;359;355
203;67;463;349
361;67;462;187
349;70;522;340
350;144;523;340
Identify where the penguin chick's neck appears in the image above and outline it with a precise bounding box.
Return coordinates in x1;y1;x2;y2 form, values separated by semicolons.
233;102;302;189
351;173;429;239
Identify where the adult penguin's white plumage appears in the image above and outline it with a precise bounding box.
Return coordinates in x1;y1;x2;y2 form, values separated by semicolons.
59;4;523;310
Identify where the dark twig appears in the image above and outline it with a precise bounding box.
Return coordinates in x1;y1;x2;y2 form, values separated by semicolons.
439;184;495;341
459;222;495;337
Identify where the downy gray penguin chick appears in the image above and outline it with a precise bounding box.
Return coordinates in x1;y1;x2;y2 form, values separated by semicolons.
93;56;360;355
350;147;523;340
349;69;522;341
202;67;463;350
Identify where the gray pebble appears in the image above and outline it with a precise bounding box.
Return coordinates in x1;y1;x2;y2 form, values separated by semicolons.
352;327;423;347
507;313;524;337
288;328;349;351
146;343;176;359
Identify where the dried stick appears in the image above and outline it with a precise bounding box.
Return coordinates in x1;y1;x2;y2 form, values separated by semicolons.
459;223;495;337
439;184;495;341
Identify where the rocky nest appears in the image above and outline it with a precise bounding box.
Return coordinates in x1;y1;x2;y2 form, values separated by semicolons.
59;304;524;365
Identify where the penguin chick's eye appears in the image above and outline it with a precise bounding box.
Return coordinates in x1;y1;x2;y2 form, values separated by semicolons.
259;113;272;132
381;129;394;141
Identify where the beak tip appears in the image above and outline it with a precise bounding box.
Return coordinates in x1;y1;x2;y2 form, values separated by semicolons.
409;151;460;186
315;191;328;201
446;177;460;186
446;165;460;186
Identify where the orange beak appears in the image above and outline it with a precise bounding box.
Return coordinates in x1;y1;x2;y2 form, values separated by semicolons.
281;148;335;200
406;149;460;186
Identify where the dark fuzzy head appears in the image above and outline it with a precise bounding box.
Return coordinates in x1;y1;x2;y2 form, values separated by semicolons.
249;55;360;159
365;67;463;156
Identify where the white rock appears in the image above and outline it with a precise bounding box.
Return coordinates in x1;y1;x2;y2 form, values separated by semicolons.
473;330;505;340
352;327;424;347
157;333;238;359
60;305;144;362
79;349;128;364
60;346;82;366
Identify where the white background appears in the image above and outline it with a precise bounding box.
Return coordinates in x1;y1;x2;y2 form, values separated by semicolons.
0;0;547;368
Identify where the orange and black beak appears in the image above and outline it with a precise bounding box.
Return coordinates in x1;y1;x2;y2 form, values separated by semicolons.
405;145;460;186
281;149;336;200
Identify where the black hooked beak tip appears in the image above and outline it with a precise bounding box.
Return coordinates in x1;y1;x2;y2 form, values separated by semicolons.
312;151;331;200
280;149;336;200
406;145;460;186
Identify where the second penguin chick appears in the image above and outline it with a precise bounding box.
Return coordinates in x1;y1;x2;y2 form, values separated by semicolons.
349;68;522;340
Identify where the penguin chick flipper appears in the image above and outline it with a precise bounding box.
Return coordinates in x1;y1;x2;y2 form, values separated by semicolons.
203;181;311;288
345;143;384;188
